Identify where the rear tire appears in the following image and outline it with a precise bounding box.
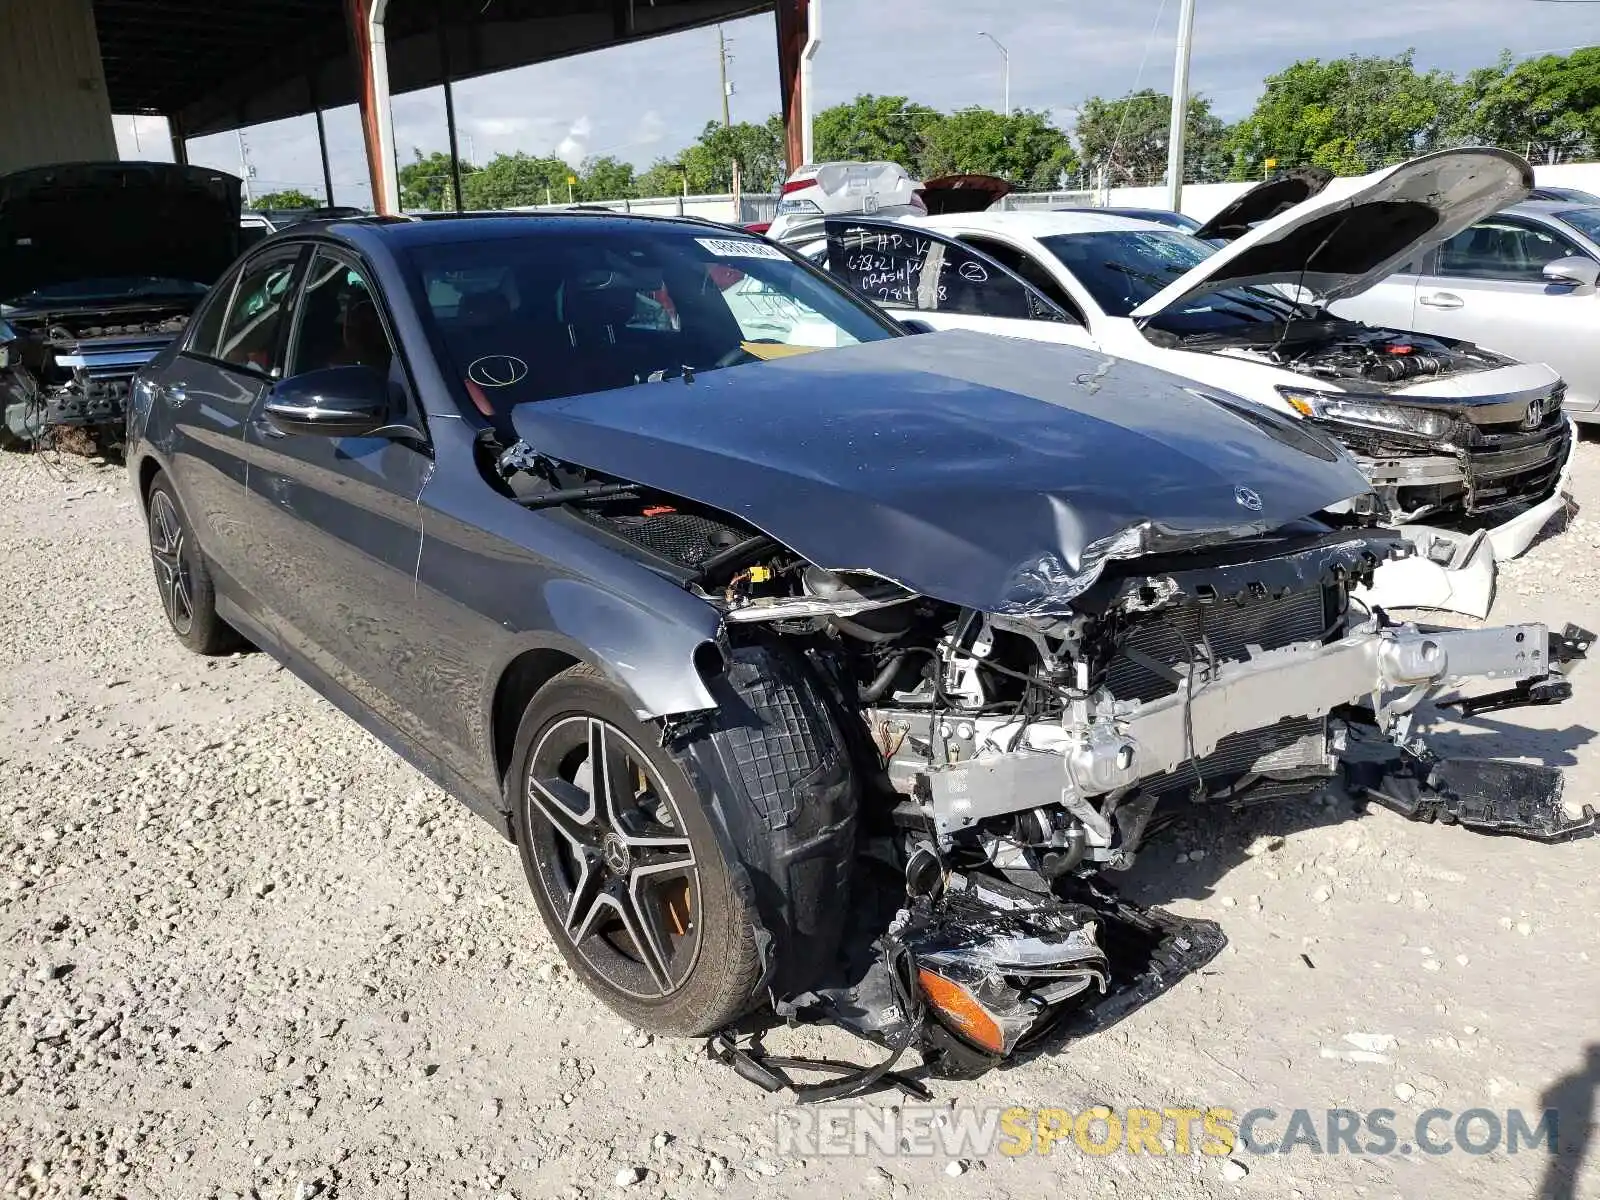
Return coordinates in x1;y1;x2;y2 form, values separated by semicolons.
145;472;243;655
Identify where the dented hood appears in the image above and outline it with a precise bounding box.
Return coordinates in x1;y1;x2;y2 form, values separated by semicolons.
0;161;243;303
1131;148;1533;319
509;332;1372;614
916;174;1014;215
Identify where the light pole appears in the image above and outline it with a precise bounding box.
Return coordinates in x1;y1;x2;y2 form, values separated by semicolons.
1165;0;1197;212
978;32;1010;117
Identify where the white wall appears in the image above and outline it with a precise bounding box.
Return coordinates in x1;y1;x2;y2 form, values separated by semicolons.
0;0;117;174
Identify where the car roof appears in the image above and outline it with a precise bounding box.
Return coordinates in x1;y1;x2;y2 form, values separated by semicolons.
1506;199;1599;216
266;210;745;254
912;209;1178;238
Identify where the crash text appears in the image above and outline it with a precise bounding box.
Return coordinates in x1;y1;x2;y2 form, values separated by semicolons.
773;1105;1560;1159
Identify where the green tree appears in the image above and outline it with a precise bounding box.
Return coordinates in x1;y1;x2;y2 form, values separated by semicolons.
461;152;576;208
633;157;688;198
397;149;479;211
918;107;1081;189
1224;52;1462;179
813;94;942;168
252;188;320;210
679;117;788;192
1453;48;1600;160
576;155;636;201
1074;90;1230;186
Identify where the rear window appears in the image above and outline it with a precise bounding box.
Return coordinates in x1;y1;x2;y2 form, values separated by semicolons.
404;225;899;419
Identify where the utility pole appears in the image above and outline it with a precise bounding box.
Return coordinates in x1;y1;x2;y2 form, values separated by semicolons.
236;129;255;206
718;26;732;128
978;32;1010;118
1166;0;1197;212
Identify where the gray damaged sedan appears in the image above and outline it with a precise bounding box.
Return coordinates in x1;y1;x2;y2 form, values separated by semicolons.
126;213;1592;1085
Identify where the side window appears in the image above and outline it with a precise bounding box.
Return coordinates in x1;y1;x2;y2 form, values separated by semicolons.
959;236;1084;323
823;220;1047;320
183;269;239;358
217;251;302;374
289;252;395;378
1437;218;1587;282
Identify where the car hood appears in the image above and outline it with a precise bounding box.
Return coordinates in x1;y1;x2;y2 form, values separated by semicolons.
509;331;1373;615
1131;149;1533;320
1191;167;1334;242
0;161;243;303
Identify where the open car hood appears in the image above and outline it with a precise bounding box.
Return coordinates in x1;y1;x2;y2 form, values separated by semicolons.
509;331;1372;615
1191;167;1334;242
1130;149;1533;320
916;174;1014;215
0;161;243;304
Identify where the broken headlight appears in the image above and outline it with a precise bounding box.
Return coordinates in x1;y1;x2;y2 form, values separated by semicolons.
1277;386;1452;441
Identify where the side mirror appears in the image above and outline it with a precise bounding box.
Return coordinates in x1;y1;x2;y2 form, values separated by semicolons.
898;318;936;335
263;365;390;437
1543;255;1600;292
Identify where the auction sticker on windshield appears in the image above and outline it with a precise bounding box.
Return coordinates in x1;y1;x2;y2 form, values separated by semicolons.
696;237;788;261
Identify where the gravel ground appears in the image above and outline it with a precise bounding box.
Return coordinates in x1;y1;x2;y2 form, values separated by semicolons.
1;442;1597;1200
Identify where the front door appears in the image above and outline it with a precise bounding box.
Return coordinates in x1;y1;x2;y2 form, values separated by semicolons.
241;248;436;743
1410;215;1600;414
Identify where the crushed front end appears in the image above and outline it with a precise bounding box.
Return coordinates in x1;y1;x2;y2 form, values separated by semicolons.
733;533;1589;1073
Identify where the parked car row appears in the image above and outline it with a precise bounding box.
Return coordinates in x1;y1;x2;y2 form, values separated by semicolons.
120;169;1592;1084
773;149;1586;618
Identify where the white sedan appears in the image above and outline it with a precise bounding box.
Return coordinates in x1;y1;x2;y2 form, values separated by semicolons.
783;149;1574;618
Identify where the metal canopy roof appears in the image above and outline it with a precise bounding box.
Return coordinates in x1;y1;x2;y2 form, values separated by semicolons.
96;0;772;137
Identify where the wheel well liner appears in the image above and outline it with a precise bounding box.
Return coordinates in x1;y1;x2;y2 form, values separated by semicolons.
492;647;580;784
137;456;162;508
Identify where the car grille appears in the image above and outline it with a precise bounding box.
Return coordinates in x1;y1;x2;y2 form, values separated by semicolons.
1460;402;1570;516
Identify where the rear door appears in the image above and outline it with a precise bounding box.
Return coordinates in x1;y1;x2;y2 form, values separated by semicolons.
240;247;437;744
1405;215;1600;413
820;218;1088;346
159;243;306;613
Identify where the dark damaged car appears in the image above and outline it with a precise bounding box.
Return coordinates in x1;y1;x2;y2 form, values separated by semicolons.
0;161;243;450
126;214;1592;1085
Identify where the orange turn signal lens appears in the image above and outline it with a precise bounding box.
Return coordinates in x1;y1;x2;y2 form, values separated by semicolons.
917;968;1005;1055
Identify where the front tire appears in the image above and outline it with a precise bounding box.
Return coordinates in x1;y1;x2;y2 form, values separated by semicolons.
508;665;763;1035
145;472;243;655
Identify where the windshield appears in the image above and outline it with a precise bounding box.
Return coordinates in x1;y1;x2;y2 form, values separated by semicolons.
1555;207;1600;245
1039;230;1312;333
406;224;899;416
3;276;210;309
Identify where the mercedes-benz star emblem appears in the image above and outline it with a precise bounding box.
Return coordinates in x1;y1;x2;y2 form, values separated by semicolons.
601;832;633;875
1234;486;1264;512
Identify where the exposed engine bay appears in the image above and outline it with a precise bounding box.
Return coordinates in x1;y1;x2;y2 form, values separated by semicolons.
0;303;192;450
492;437;1594;1082
1213;324;1511;390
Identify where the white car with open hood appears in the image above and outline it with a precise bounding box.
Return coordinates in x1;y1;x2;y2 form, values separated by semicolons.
785;149;1573;618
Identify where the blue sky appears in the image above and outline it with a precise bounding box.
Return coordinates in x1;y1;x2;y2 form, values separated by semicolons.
113;0;1596;206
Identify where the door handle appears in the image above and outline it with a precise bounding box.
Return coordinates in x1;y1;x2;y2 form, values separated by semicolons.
1419;292;1464;310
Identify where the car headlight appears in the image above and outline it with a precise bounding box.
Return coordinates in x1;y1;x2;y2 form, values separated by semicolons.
1276;386;1453;440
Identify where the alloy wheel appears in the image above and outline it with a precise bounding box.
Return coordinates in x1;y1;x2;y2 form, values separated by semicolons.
148;491;195;636
523;716;701;999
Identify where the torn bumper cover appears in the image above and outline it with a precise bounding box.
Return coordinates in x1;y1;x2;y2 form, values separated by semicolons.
913;618;1592;848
